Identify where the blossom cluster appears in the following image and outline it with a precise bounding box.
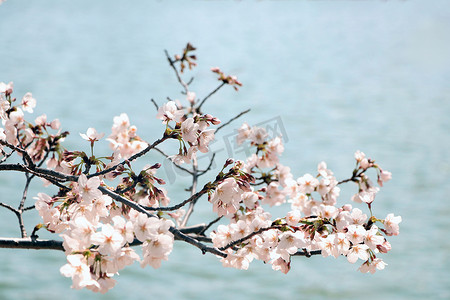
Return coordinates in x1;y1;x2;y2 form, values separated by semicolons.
208;124;401;274
35;173;175;293
0;82;65;164
156;100;220;164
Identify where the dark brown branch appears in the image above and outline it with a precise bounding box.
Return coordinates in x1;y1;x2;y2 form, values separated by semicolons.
0;237;65;251
293;249;322;257
0;226;213;252
169;227;226;257
215;109;251;134
0;163;74;182
337;169;367;185
98;186;157;217
144;188;207;212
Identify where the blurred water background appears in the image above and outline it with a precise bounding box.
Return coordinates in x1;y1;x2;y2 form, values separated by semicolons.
0;0;449;299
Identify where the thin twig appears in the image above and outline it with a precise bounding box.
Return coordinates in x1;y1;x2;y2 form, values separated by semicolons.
197;82;226;112
0;202;18;213
17;173;32;237
155;147;193;175
337;169;367;185
90;135;170;178
219;225;281;251
18;173;31;212
0;140;35;167
198;153;216;175
180;156;198;227
0;150;14;164
198;216;222;236
164;49;189;93
23;205;36;212
145;188;207;212
169;227;226;257
150;98;159;110
215;109;251;134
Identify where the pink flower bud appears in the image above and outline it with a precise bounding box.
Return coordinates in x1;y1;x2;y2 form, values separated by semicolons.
377;240;391;253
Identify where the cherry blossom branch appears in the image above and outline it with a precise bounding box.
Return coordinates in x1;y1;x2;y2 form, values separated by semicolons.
98;186;156;217
169;227;226;257
215;108;251;134
0;226;214;252
0;163;74;182
144;188;208;212
337;169;368;185
218;225;282;251
197;82;226;112
0;237;65;251
89;135;171;178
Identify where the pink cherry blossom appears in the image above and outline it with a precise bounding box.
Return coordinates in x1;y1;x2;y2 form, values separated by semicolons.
347;244;369;263
346;224;367;245
364;225;385;250
236;122;251;145
0;81;13;94
91;224;124;256
180;117;199;143
80;128;105;143
318;234;339;258
384;213;402;236
156;101;184;124
77;174;103;203
358;258;387;274
297;173;319;194
198;129;215;153
21;92;36;113
60;254;97;290
249;127;268;144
